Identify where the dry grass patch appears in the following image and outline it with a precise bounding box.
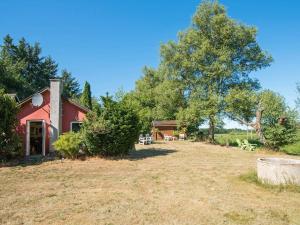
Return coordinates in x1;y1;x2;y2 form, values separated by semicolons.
0;141;300;225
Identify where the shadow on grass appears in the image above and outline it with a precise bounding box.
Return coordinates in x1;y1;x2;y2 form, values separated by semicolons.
239;170;300;193
128;148;177;161
0;155;57;168
1;148;177;166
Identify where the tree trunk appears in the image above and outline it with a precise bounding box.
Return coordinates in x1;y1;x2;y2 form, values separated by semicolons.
208;116;215;143
253;109;266;145
230;108;266;145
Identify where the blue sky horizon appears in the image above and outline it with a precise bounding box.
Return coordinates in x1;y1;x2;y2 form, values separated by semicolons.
1;0;299;128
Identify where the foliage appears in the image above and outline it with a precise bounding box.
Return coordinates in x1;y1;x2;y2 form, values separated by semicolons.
80;81;92;109
281;130;300;155
215;132;260;147
54;132;85;159
158;0;271;141
172;130;179;137
226;89;298;148
0;90;21;159
264;123;297;149
122;67;184;133
236;139;256;151
91;96;101;114
60;69;80;98
225;88;258;124
282;141;300;155
83;96;140;157
0;35;57;99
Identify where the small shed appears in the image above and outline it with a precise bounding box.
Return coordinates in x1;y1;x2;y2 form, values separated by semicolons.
152;120;178;140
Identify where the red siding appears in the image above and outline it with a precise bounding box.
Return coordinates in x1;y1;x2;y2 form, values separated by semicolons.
17;90;51;154
153;126;177;140
16;90;87;155
62;99;87;133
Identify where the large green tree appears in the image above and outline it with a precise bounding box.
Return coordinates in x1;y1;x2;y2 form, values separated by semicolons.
123;67;184;133
225;89;297;147
0;35;58;99
60;69;80;98
0;89;20;159
160;1;272;141
80;81;92;109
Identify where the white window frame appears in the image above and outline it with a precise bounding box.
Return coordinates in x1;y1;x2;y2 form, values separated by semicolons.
70;121;83;132
26;120;46;156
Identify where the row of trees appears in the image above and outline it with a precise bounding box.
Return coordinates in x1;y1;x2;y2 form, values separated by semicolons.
122;1;298;148
0;34;93;109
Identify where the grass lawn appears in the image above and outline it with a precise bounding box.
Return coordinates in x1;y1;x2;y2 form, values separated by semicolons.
1;141;300;225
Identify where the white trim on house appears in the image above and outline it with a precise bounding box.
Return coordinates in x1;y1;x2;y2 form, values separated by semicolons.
70;121;83;132
26;120;46;156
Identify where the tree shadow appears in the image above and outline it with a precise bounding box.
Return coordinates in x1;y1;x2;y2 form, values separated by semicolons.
0;155;57;168
1;148;177;167
128;148;177;161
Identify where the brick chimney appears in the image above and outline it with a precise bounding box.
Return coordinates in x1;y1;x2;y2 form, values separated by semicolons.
49;79;63;153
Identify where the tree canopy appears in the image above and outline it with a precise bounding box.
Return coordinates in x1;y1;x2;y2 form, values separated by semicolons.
60;69;81;98
0;35;81;100
128;1;272;140
0;89;21;159
80;81;92;109
225;88;297;147
0;35;58;99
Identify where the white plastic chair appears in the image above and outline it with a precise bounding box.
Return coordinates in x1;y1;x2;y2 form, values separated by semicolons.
139;135;147;145
179;134;185;141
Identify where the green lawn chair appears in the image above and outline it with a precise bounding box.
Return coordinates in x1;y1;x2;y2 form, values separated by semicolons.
243;139;256;151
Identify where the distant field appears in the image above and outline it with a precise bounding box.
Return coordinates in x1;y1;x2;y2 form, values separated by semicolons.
215;130;300;155
215;131;260;147
1;141;300;225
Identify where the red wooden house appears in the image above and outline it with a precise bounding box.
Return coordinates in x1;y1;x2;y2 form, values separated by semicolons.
16;79;89;156
152;120;178;140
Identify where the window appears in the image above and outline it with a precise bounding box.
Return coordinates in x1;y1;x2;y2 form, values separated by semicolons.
71;122;83;132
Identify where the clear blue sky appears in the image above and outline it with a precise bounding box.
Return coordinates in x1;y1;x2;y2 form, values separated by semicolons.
1;0;299;127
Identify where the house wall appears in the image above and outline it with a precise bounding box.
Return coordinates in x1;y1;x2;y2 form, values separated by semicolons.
17;90;87;155
62;100;87;133
153;126;177;140
17;90;51;154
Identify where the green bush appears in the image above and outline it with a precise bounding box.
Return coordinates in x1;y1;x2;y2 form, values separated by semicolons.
0;90;21;160
282;142;300;155
54;132;84;159
264;112;298;149
83;96;140;157
282;130;300;155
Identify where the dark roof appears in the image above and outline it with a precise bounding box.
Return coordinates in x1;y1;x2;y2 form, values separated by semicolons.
152;120;178;127
17;87;90;113
18;87;50;106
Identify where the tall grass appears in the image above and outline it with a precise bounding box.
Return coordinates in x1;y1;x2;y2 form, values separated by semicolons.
215;132;260;147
